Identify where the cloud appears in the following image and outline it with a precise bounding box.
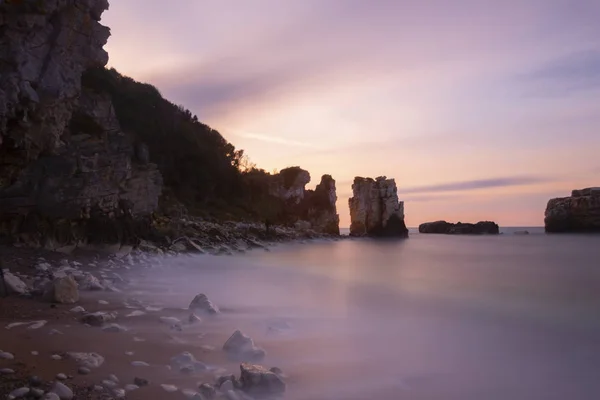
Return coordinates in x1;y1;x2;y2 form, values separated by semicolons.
401;176;551;194
227;129;320;149
517;49;600;96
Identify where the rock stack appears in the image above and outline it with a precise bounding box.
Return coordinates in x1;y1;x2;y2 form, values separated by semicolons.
545;187;600;232
348;176;408;237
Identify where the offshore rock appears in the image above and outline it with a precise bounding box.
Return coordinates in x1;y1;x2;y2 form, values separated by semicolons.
303;175;340;235
0;1;163;247
348;176;408;237
545;187;600;232
419;220;499;235
268;167;311;204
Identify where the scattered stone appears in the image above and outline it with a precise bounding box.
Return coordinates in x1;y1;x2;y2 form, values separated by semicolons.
113;388;125;398
8;387;30;399
133;336;146;342
44;276;79;304
49;329;64;335
181;388;199;398
79;274;104;291
78;367;91;375
31;351;39;355
198;383;217;399
133;377;149;386
108;374;119;383
29;376;42;386
50;381;74;399
0;351;15;360
102;323;128;333
81;312;115;326
239;363;286;396
188;293;219;314
1;368;15;374
131;361;150;367
124;384;139;391
102;380;117;388
223;330;266;361
98;300;109;305
125;351;134;356
160;384;178;392
42;394;60;400
66;352;105;368
126;310;145;317
69;306;85;313
2;271;29;295
56;373;67;380
51;354;62;360
30;388;44;398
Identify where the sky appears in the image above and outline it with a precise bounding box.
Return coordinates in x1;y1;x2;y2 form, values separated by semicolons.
102;0;600;227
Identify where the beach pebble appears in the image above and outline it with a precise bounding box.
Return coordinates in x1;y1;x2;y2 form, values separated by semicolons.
126;310;146;317
161;384;178;392
102;323;128;333
125;351;134;356
181;389;199;398
102;379;117;388
69;306;85;313
108;374;119;383
56;373;67;380
98;300;109;305
51;354;62;360
113;388;126;398
49;329;64;335
0;351;15;359
134;377;149;387
133;336;145;342
0;368;15;374
198;383;217;399
42;394;60;400
131;361;150;367
31;351;39;355
8;387;29;399
124;384;139;391
27;320;47;330
67;352;104;368
78;367;91;375
29;376;42;386
30;388;44;398
50;381;73;399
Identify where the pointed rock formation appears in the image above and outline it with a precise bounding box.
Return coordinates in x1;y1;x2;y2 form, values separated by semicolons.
348;176;408;237
545;187;600;232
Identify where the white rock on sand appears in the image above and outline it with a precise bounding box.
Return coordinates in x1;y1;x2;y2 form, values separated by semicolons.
8;387;30;399
0;351;15;360
66;352;105;368
69;306;85;313
160;384;178;392
2;271;29;295
43;276;79;304
50;382;74;399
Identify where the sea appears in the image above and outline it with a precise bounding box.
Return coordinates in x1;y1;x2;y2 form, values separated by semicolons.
138;227;600;400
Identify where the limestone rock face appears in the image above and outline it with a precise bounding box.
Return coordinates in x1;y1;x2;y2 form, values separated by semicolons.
545;188;600;232
268;167;311;204
419;220;499;235
0;2;163;247
304;175;340;235
348;176;408;237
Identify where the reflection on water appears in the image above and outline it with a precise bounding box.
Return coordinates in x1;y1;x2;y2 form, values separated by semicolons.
134;231;600;400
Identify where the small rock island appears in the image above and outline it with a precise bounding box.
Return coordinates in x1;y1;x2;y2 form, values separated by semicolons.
348;176;408;237
545;187;600;232
419;220;499;235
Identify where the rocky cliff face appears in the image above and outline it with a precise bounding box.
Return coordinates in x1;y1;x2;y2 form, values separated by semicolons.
348;176;408;237
419;220;499;235
0;1;162;248
268;168;339;234
545;188;600;232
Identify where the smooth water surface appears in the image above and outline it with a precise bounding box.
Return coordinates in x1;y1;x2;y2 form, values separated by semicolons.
141;230;600;399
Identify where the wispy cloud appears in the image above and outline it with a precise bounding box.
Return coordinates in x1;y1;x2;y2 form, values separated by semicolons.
227;129;320;149
401;176;551;194
518;49;600;97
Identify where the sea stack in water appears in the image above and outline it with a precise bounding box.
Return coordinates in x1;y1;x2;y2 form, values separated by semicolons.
348;176;408;237
419;221;499;235
544;188;600;232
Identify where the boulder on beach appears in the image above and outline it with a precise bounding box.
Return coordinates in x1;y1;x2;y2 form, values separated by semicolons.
81;312;115;327
66;352;105;368
223;330;266;362
1;271;29;295
239;363;286;396
418;220;499;235
43;276;79;304
189;293;219;314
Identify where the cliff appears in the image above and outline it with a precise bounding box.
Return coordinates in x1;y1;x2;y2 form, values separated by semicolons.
544;188;600;232
266;168;339;235
419;221;499;235
348;176;408;237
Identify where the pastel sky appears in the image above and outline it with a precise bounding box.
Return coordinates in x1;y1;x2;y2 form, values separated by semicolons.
103;0;600;227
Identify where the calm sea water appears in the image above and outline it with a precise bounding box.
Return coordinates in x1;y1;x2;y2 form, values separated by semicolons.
143;229;600;400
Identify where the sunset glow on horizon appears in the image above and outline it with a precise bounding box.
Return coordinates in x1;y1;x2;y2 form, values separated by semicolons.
103;0;600;227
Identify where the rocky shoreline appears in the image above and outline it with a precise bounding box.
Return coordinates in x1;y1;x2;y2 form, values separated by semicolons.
0;232;331;399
